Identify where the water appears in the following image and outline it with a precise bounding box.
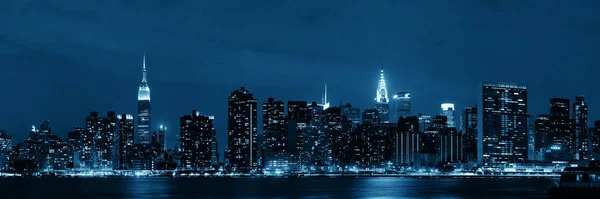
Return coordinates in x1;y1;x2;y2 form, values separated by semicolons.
0;177;557;198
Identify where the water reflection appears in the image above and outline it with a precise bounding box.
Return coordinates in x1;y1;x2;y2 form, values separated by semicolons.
0;177;556;199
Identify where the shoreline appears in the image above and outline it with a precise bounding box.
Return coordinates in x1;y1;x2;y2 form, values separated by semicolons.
0;174;560;179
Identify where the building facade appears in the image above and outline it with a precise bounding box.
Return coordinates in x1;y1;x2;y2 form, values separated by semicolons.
392;92;411;123
227;87;258;170
573;96;588;160
137;55;152;145
180;110;214;169
375;67;389;123
441;103;455;128
481;82;528;167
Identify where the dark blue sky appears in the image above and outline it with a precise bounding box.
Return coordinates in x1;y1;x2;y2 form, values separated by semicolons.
1;0;599;155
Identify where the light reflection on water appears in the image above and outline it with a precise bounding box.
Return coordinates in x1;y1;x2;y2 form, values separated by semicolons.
0;177;557;199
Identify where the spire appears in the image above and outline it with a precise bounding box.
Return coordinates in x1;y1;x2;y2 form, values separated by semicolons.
324;84;328;105
376;63;388;104
141;54;147;83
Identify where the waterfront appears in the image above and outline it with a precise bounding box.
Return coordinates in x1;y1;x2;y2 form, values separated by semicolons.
0;177;557;199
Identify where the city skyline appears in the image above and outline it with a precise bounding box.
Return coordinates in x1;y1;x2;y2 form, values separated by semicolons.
1;0;600;158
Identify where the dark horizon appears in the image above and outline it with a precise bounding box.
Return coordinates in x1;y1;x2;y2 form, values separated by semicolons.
1;0;600;156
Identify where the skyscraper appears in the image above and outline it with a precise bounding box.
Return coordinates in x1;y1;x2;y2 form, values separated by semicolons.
481;82;528;166
548;98;572;161
227;87;258;170
341;103;361;127
158;125;166;152
362;109;380;125
418;113;432;133
573;96;588;160
137;55;152;145
441;103;455;128
262;97;287;169
180;110;214;169
534;114;551;161
392;92;411;123
86;112;101;168
463;107;478;163
375;66;389;123
99;111;116;168
117;114;134;169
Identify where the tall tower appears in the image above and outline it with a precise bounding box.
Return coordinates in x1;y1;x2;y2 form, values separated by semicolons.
226;87;258;169
573;96;588;160
441;103;455;128
391;92;411;123
481;82;528;166
137;55;152;145
375;65;389;123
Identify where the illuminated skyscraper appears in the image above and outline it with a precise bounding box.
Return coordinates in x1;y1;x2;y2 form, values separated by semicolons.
227;87;258;169
481;82;528;166
99;111;116;168
262;97;287;169
180;111;214;169
158;125;166;152
573;96;589;160
375;66;389;123
463;107;478;162
548;98;572;161
392;92;411;123
137;55;152;145
441;103;455;128
117;114;134;169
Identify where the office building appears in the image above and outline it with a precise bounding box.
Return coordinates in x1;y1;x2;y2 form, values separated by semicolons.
441;103;455;128
392;92;411;123
463;107;478;163
137;55;152;145
117;114;134;169
573;96;588;160
227;87;258;170
375;67;389;123
180;110;214;169
481;82;528;166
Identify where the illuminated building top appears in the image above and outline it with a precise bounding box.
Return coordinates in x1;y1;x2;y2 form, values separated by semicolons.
375;66;388;104
138;55;151;101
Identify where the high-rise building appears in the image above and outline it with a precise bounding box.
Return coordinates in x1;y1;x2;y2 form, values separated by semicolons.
287;101;309;124
67;127;85;169
117;114;134;169
85;112;102;168
362;109;380;125
375;67;389;123
180;110;214;169
211;126;219;165
573;96;589;160
593;121;600;159
227;87;258;170
392;92;411;123
262;97;287;169
534;115;551;151
548;98;573;161
99;111;116;168
463;107;478;163
0;130;11;171
394;116;420;166
418;113;432;133
137;55;152;145
481;82;528;166
441;103;455;128
0;130;12;152
158;125;166;152
341;103;361;127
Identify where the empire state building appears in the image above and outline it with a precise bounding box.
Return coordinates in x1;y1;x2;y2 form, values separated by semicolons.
137;55;151;145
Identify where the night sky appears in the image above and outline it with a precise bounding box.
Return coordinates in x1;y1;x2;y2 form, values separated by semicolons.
1;1;599;155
